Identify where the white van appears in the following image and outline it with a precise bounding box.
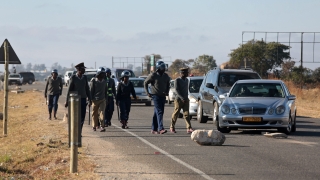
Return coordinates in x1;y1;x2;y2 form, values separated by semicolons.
64;71;75;86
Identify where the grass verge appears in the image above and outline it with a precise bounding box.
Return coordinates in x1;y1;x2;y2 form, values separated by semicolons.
0;90;99;179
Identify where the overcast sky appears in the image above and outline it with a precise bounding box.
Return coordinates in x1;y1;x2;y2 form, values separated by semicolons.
1;0;320;71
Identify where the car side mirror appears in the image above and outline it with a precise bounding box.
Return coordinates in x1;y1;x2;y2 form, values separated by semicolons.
219;93;228;99
287;95;296;100
205;83;215;89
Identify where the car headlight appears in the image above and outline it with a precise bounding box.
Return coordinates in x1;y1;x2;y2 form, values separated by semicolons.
268;108;274;115
275;105;285;115
189;96;197;103
221;105;230;114
231;108;237;114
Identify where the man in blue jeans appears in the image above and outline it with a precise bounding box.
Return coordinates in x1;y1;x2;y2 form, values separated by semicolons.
45;69;63;120
144;61;170;134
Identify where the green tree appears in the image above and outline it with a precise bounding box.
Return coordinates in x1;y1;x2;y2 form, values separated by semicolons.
192;54;217;74
144;54;162;73
311;67;320;83
168;59;191;78
279;60;295;80
229;40;291;77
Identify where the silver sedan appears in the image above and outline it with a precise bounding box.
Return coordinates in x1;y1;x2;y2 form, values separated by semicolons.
217;79;297;134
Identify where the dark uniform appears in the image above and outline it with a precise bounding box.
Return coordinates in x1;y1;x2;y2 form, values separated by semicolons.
104;76;116;126
65;62;91;134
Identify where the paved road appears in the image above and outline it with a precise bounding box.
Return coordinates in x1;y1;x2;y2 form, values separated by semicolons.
31;82;320;180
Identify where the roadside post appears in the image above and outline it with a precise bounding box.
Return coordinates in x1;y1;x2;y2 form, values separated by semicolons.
0;39;21;137
69;93;80;173
68;92;81;148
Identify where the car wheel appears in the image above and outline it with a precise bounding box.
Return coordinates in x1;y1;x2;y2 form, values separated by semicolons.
178;113;183;118
145;102;152;106
168;100;172;104
28;80;33;84
197;100;208;123
213;102;219;124
278;115;292;135
216;116;231;133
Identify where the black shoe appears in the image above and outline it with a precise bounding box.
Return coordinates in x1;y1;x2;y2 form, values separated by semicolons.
108;122;111;126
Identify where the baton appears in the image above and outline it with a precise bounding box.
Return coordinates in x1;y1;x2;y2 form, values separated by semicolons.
88;104;91;125
117;104;120;120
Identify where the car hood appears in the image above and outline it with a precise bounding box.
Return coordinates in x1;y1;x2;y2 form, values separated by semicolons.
190;93;198;98
225;97;286;108
134;87;147;94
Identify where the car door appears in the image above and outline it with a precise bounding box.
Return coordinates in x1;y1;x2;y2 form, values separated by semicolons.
202;71;214;113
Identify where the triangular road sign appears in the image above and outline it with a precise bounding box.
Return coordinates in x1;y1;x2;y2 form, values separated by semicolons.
0;39;21;64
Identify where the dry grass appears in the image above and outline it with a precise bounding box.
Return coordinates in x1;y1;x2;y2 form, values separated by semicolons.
0;91;99;179
285;81;320;118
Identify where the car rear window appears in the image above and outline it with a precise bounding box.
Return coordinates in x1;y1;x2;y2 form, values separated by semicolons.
218;73;261;87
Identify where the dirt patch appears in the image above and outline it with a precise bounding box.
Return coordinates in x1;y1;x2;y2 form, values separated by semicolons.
0;91;99;179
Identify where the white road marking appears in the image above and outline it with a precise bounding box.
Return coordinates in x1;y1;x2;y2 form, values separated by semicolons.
282;140;318;147
113;124;215;180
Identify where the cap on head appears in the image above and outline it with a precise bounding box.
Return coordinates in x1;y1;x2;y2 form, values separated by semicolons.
75;62;87;69
105;68;111;73
180;67;189;73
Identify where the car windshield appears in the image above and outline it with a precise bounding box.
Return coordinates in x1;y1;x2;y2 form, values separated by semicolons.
218;73;261;88
10;74;20;78
229;83;285;98
130;79;144;87
189;79;203;93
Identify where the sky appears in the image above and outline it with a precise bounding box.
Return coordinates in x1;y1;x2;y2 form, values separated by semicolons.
1;0;320;72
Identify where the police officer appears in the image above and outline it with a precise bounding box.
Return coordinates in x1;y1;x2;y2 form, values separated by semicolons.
144;61;170;134
45;69;63;120
104;68;116;127
116;70;136;129
65;62;92;135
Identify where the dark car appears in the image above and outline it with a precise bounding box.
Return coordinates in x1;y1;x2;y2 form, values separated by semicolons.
197;67;261;128
19;72;35;84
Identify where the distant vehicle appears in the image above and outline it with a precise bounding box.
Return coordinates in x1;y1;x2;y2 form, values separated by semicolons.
64;70;75;86
218;79;297;134
19;72;35;84
8;74;23;85
167;80;175;104
129;77;152;106
85;72;96;83
138;76;148;80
